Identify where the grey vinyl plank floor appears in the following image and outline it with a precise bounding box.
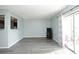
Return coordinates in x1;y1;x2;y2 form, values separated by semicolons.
0;38;61;54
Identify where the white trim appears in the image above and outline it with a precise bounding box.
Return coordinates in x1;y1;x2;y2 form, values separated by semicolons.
0;47;8;49
53;38;61;47
23;36;46;38
8;38;23;48
63;6;79;17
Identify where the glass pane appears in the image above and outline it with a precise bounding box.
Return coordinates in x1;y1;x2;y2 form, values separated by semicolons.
74;13;79;53
64;15;74;51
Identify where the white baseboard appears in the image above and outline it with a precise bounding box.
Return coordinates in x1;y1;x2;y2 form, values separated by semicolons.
0;47;8;49
8;37;23;48
53;38;62;47
0;37;23;49
23;36;46;38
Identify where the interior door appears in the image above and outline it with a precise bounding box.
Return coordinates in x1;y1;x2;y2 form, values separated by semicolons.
63;14;75;52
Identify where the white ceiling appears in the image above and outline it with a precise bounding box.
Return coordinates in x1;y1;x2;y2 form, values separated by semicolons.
0;5;66;19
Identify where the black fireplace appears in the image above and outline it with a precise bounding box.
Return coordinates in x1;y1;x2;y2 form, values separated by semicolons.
46;28;52;39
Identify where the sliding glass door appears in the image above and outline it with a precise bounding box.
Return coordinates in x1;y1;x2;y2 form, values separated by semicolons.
63;14;75;52
74;12;79;53
62;10;79;53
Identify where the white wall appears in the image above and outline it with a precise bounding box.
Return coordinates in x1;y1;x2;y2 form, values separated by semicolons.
7;12;24;47
0;10;8;48
51;15;62;46
0;9;24;48
23;17;52;38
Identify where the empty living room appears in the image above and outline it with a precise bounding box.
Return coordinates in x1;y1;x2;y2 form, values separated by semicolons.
0;1;79;59
0;5;64;54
